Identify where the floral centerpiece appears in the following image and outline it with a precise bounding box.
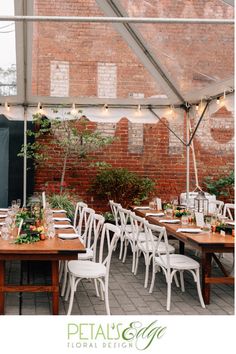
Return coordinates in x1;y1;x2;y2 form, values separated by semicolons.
15;208;46;244
174;208;190;218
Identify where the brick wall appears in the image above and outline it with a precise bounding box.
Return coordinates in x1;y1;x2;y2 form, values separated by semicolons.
32;0;234;212
34;105;234;213
32;0;233;97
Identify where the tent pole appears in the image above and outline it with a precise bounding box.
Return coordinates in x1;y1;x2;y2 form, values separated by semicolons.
186;111;190;209
23;107;27;207
22;0;28;207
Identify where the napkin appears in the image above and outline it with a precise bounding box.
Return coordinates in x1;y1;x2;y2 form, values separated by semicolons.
159;219;180;223
146;212;165;217
52;209;67;213
58;233;79;240
177;228;202;233
54;224;73;229
53;217;70;221
133;206;150;210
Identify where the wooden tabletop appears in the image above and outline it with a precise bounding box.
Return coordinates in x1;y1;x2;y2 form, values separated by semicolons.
0;211;85;254
132;208;235;248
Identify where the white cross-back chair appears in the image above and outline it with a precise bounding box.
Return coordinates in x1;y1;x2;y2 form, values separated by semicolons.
145;221;205;311
66;222;120;315
109;200;121;227
132;213;175;289
223;203;235;220
122;210;149;273
210;200;224;215
116;206;133;261
73;201;88;228
60;207;95;296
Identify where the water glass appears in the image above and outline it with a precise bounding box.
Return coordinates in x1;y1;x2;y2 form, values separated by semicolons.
166;208;173;217
1;226;9;240
181;215;189;226
47;225;55;239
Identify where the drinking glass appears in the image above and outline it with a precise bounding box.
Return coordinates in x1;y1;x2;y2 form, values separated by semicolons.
16;199;21;207
181;215;189;226
1;226;9;240
47;225;55;239
166;208;173;217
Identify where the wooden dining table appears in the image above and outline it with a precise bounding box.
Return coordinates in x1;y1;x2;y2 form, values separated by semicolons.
132;207;235;305
0;211;85;315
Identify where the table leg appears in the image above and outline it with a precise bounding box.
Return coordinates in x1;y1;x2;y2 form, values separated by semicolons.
0;261;5;315
51;260;59;315
179;241;185;254
201;252;212;305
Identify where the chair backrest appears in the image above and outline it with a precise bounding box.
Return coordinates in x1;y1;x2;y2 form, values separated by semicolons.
211;200;224;215
89;213;105;256
76;207;95;243
42;191;46;209
129;212;146;241
223;203;235;220
73;201;88;228
109;200;121;226
95;223;120;280
143;221;170;269
117;206;131;233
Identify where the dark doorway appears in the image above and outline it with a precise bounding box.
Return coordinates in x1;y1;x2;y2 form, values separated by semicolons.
0;115;34;207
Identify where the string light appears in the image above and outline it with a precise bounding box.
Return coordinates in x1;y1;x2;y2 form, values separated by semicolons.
169;105;174;114
104;104;108;111
216;97;220;105
137;104;141;112
195;104;199;111
71;103;77;115
223;90;226;99
37;102;43;112
5;102;10;111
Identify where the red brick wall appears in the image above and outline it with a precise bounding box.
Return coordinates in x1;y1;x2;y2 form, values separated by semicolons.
32;0;234;212
32;0;234;97
34;106;234;213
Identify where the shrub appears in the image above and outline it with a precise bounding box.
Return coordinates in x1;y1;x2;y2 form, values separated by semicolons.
91;168;155;207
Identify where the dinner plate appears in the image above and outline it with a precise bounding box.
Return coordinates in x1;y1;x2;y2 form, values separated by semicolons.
0;222;6;226
53;217;70;221
0;209;9;212
54;224;73;229
159;219;180;224
133;206;150;210
177;228;202;233
52;209;67;213
146;213;165;217
58;233;79;240
0;214;7;218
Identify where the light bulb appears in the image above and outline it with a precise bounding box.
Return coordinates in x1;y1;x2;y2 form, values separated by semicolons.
196;104;199;111
5;102;10;111
216;97;220;105
71;103;77;115
104;104;108;111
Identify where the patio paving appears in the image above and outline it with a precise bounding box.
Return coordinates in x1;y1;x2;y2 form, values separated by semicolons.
4;240;234;316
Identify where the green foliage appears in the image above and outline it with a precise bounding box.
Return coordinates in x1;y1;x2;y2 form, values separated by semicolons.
18;111;114;192
48;193;75;220
15;232;40;244
204;171;234;198
103;212;116;223
92;167;155;207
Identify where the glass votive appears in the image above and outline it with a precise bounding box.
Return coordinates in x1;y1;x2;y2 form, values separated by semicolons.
181;215;189;226
1;226;9;240
166;208;173;217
